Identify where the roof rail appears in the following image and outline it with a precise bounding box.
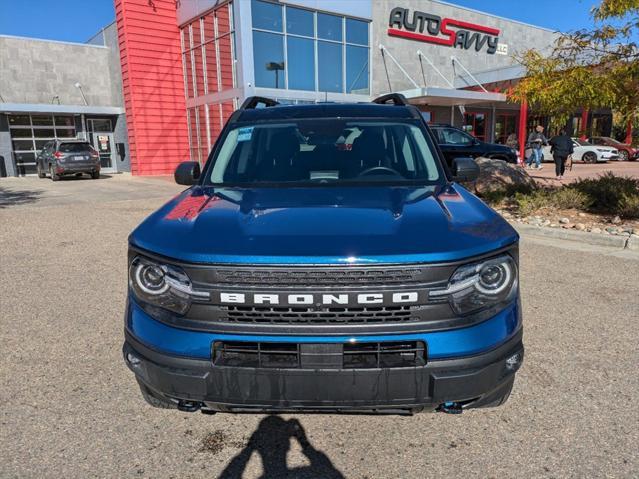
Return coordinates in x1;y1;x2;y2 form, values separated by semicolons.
239;96;279;110
371;93;409;106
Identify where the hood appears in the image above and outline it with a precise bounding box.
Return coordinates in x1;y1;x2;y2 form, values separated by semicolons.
130;184;518;264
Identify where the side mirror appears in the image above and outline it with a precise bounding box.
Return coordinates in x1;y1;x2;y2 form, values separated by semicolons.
174;161;201;185
451;157;480;182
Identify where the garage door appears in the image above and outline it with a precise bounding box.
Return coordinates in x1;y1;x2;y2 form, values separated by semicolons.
8;114;77;175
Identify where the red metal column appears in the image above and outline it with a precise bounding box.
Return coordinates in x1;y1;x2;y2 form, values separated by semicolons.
115;0;189;175
580;109;589;140
517;100;528;164
625;120;633;145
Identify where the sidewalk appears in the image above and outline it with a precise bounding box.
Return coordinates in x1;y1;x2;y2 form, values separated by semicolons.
524;160;639;185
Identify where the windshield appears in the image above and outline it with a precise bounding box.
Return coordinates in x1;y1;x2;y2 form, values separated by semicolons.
205;120;444;186
574;139;592;146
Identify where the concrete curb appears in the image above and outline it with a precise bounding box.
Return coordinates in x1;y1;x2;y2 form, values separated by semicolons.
511;223;638;249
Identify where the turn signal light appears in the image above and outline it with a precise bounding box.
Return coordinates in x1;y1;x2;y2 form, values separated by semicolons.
53;151;63;158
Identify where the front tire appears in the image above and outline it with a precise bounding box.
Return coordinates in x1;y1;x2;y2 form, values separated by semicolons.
91;170;100;179
619;150;629;161
50;165;59;181
583;152;598;164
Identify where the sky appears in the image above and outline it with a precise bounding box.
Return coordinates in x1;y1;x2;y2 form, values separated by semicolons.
0;0;607;44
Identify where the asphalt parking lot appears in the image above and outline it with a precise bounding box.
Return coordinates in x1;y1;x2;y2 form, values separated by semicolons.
1;175;638;479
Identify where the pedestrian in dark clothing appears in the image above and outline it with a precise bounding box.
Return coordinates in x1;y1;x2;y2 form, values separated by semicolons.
549;129;574;180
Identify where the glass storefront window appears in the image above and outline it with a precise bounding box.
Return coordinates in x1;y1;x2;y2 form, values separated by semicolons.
193;46;205;96
346;45;369;94
318;41;342;92
253;31;285;89
287;37;315;91
286;7;313;37
9;115;30;126
252;0;282;32
346;18;368;46
191;19;202;46
317;13;342;41
31;115;54;126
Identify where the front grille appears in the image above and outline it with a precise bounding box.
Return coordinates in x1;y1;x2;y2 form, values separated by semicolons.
212;341;427;369
221;305;422;324
212;267;425;287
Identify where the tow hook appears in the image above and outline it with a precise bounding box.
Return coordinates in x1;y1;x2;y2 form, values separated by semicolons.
178;400;201;412
437;402;463;414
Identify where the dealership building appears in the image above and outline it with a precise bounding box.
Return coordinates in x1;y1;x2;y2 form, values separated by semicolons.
0;0;619;177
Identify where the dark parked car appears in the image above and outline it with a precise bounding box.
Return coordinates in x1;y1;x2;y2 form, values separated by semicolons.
590;136;638;161
36;140;101;181
429;123;518;165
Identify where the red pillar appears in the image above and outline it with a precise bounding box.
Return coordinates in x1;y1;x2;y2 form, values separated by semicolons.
625;120;633;144
517;100;528;164
580;109;589;140
115;0;189;175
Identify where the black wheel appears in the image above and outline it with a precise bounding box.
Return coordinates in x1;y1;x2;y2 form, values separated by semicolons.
91;171;100;179
50;165;59;181
37;163;46;178
137;379;177;409
583;151;598;164
618;150;629;161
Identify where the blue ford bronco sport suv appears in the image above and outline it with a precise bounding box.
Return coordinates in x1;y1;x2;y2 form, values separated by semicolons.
123;94;523;415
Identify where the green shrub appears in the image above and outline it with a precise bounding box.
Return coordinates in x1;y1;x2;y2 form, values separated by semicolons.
549;187;593;210
617;193;639;219
514;190;550;216
571;173;639;217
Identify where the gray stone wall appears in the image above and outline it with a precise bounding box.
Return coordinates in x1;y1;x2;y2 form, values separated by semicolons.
371;0;560;95
0;36;116;106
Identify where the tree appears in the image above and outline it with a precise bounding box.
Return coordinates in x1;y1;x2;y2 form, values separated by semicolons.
510;0;639;134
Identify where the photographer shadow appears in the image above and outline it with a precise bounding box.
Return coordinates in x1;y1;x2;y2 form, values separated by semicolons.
218;415;344;479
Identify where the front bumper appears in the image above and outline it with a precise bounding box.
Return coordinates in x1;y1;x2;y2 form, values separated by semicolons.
598;152;619;161
124;316;524;413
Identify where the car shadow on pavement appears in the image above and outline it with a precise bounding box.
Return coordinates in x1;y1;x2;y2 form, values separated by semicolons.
217;416;345;479
0;185;42;208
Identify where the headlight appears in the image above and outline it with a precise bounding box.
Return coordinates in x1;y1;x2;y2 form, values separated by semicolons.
129;256;194;315
596;148;607;152
429;254;518;315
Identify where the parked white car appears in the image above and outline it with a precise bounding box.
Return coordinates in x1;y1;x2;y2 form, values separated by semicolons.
542;138;619;163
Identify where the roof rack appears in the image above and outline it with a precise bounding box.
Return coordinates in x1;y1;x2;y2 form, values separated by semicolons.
371;93;409;106
239;96;279;110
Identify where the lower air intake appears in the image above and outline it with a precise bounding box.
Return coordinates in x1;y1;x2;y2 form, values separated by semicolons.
212;340;427;369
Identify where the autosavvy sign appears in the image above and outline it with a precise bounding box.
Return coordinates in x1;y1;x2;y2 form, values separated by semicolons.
388;7;501;55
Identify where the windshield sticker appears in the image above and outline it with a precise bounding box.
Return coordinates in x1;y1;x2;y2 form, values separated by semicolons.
237;127;254;142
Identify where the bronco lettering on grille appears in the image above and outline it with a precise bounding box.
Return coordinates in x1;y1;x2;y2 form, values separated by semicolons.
219;292;420;305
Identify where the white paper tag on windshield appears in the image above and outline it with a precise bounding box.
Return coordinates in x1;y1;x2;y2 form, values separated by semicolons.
237;127;254;142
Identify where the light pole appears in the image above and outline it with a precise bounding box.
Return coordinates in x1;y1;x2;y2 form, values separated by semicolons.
266;62;285;89
74;82;88;105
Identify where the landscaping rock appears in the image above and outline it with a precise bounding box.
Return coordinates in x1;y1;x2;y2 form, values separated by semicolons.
591;227;602;234
471;157;536;194
575;223;586;231
559;217;570;224
611;215;621;224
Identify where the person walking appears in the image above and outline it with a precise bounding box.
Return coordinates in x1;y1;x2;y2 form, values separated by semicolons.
526;125;548;170
549;129;574;180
